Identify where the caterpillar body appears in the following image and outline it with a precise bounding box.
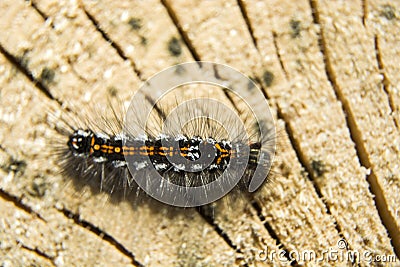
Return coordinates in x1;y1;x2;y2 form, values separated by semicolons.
65;129;262;188
52;62;276;207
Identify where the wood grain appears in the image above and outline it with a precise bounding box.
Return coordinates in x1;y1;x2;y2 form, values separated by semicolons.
0;0;399;266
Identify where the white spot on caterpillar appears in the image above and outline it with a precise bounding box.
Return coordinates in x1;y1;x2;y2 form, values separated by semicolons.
155;163;168;171
113;161;127;168
94;157;107;163
77;129;91;137
135;134;148;141
96;132;110;139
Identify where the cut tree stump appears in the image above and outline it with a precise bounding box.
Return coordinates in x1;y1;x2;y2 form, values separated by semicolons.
0;0;399;266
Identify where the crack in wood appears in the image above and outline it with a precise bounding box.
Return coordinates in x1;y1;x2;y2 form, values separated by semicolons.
309;0;400;258
251;202;298;266
251;59;347;261
0;188;46;222
374;35;398;129
197;206;246;263
18;241;56;266
160;0;201;61
275;106;348;242
306;1;368;259
361;0;368;26
0;43;55;102
58;207;144;267
29;0;49;23
272;32;289;79
236;0;258;49
80;6;143;81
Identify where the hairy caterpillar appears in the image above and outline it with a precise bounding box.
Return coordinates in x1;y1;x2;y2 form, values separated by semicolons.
50;62;276;207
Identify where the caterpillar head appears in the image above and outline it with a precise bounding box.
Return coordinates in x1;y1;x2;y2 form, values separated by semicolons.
68;129;93;156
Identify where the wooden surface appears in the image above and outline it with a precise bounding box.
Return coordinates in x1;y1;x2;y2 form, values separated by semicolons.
0;0;399;266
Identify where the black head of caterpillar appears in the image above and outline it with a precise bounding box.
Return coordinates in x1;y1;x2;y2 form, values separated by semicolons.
67;129;93;156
